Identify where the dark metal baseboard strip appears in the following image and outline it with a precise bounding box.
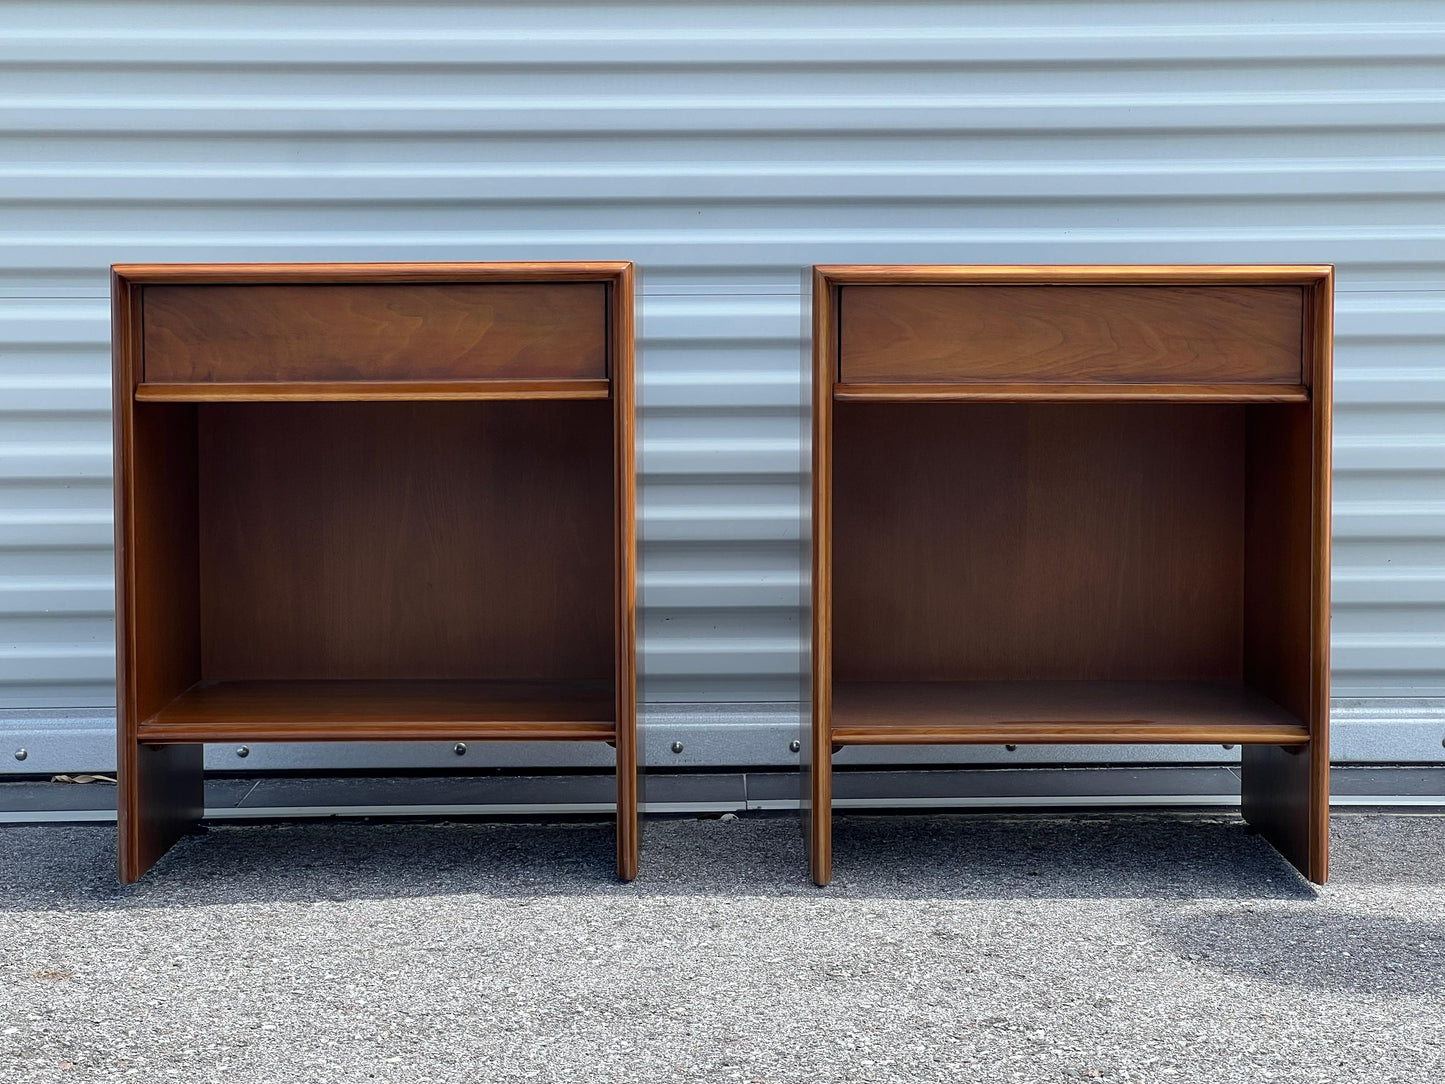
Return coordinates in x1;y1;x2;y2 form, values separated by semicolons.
1;766;1441;825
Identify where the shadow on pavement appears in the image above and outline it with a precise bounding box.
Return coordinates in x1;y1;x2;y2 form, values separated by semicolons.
0;810;1336;912
1153;905;1445;998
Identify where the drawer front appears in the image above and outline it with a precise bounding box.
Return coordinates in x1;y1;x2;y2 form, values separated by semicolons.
839;284;1303;385
142;282;607;384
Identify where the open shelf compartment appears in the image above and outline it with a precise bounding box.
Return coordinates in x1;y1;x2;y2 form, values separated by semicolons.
829;399;1315;742
127;397;618;737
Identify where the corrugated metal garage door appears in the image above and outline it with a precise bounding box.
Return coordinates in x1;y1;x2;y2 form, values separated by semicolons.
3;1;1443;771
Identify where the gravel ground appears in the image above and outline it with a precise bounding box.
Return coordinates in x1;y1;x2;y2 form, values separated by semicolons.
1;810;1443;1083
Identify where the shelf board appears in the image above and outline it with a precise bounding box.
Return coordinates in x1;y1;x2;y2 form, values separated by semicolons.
830;680;1310;746
833;382;1309;403
137;679;615;743
135;379;611;402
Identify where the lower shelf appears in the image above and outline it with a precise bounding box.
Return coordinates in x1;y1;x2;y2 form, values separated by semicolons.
136;679;615;743
829;680;1310;746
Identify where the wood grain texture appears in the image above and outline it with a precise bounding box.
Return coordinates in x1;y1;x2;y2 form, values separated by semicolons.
808;269;836;887
840;285;1303;385
833;382;1309;403
143;283;607;384
135;379;611;402
138;679;614;742
1242;404;1314;723
831;681;1308;745
113;271;204;883
121;743;203;882
610;264;640;882
113;261;637;881
1241;743;1317;879
832;402;1247;682
127;409;203;713
816;264;1333;287
811;264;1334;886
198;400;613;682
797;267;820;882
1241;273;1334;884
115;261;632;285
1310;275;1335;880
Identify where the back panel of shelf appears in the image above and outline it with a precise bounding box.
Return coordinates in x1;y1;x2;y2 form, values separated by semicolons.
829;399;1313;728
198;399;614;684
128;398;616;724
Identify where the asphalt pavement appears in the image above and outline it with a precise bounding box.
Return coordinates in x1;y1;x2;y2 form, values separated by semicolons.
2;810;1442;1082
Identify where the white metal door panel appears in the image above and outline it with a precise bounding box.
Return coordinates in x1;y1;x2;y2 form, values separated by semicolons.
2;1;1443;771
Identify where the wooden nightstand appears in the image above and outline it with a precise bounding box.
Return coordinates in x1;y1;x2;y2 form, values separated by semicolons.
806;265;1333;885
112;262;637;882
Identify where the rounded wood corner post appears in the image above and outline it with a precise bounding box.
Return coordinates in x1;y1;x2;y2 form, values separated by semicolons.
1307;267;1334;885
612;263;640;882
113;267;204;883
808;268;836;887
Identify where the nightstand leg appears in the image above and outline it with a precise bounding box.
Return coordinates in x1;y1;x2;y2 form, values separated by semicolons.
615;753;639;882
118;741;203;883
806;735;833;887
1241;740;1329;884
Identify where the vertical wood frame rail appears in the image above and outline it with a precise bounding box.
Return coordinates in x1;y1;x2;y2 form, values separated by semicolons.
808;265;1333;886
112;262;638;882
611;264;640;881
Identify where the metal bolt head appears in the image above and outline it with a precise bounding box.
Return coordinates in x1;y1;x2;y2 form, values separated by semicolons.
13;748;27;762
1223;744;1236;751
453;742;467;756
670;740;684;754
789;740;801;753
235;746;249;759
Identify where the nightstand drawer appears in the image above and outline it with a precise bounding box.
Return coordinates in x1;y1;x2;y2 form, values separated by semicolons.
142;282;607;384
839;284;1303;385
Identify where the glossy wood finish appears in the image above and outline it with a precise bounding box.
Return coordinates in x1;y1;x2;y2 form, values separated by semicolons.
840;285;1302;385
116;262;630;285
831;681;1309;746
811;265;1333;886
610;263;640;881
819;264;1332;286
1241;274;1334;883
114;272;205;881
113;262;637;882
139;680;614;742
833;382;1309;403
807;269;837;886
144;282;606;383
135;379;611;402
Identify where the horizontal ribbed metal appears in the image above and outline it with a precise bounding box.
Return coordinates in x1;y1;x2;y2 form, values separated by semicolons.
1;2;1442;767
